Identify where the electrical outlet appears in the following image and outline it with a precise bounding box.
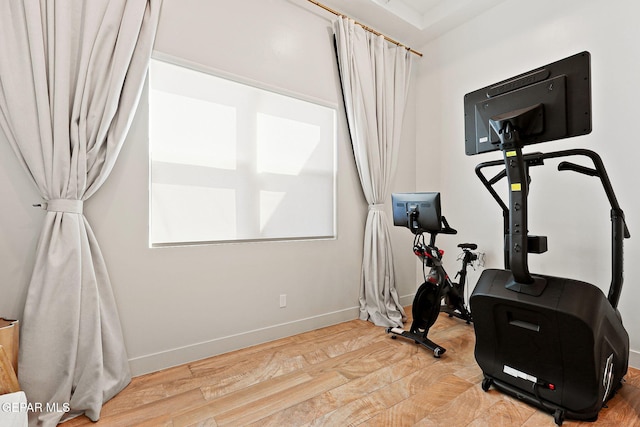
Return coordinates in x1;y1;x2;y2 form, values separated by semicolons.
280;294;287;308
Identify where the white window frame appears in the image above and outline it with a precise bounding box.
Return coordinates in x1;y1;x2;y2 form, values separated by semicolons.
148;54;337;247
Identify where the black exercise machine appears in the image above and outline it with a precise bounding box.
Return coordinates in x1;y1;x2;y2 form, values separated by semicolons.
464;52;630;425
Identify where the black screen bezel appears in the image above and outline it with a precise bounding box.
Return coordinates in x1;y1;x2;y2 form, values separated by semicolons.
463;52;592;156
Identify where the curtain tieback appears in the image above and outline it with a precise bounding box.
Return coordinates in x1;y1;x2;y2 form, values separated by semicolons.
34;199;84;214
368;203;385;211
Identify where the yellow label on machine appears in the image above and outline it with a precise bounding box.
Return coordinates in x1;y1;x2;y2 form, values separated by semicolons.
511;183;522;191
506;151;518;157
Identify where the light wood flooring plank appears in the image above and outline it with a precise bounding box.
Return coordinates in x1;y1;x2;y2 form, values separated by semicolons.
82;388;205;427
171;371;313;425
360;374;474;426
214;370;349;426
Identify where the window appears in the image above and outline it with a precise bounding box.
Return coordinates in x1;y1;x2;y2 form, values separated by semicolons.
149;58;337;246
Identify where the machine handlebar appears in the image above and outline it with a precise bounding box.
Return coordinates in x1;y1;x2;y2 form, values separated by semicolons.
474;148;629;308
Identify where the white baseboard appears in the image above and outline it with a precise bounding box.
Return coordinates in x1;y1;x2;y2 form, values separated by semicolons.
128;306;360;377
399;293;415;308
629;349;640;370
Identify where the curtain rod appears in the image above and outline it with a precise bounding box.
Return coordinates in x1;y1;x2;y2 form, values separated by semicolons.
306;0;423;57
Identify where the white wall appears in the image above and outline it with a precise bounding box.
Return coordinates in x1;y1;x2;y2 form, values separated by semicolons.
416;0;640;367
0;0;418;376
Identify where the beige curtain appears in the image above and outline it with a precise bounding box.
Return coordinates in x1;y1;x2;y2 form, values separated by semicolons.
0;1;162;425
333;17;413;327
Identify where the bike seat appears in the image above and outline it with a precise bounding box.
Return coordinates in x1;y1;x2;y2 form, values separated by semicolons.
458;243;477;250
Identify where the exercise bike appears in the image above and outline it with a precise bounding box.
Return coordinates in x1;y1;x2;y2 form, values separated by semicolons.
387;192;479;357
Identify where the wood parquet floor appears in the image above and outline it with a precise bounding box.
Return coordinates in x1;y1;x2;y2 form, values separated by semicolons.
63;309;640;426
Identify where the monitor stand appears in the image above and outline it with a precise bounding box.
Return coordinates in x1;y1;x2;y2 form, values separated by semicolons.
491;115;548;297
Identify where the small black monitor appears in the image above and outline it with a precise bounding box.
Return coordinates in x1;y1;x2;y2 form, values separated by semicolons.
464;51;592;156
392;192;441;234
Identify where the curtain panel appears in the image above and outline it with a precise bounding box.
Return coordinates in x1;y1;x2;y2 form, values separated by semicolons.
333;17;412;327
0;1;162;425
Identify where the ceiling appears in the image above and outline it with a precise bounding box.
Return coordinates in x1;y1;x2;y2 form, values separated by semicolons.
312;0;509;50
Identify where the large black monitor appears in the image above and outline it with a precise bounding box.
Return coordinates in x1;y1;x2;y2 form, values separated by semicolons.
463;52;591;156
392;192;441;234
